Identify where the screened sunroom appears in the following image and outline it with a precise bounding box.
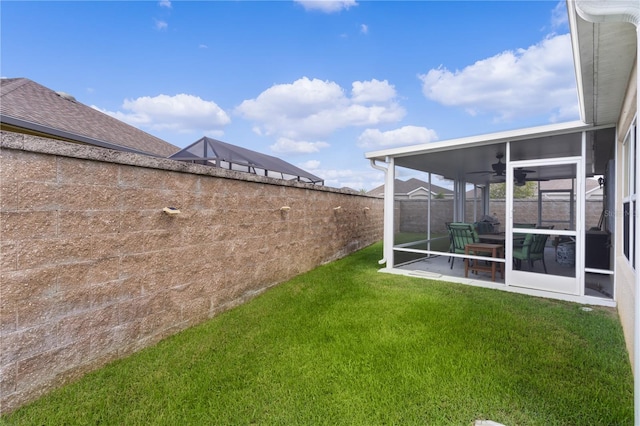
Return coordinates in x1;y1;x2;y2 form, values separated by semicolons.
366;121;616;306
169;136;324;185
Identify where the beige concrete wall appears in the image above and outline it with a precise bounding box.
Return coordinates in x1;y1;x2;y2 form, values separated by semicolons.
0;131;383;413
397;199;603;234
397;199;453;234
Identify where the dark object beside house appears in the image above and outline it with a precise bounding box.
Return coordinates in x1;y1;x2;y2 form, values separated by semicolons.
586;230;610;270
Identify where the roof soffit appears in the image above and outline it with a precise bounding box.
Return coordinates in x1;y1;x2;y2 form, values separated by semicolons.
570;1;638;126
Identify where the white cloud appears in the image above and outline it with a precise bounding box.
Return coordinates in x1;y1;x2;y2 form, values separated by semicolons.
550;103;580;123
159;0;171;8
199;44;208;49
235;77;405;140
360;24;368;34
298;160;387;191
203;129;225;139
294;0;357;13
419;33;578;122
95;93;231;134
299;160;321;170
551;2;568;30
154;19;168;31
270;137;330;154
351;79;396;104
321;167;383;190
357;126;438;149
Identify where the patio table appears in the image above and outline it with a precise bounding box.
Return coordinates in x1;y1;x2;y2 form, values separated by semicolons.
464;243;504;282
478;233;506;244
479;233;526;245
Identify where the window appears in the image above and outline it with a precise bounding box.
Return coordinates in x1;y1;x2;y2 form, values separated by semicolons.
622;121;637;268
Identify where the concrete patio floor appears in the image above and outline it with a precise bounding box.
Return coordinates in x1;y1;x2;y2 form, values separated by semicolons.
394;247;613;300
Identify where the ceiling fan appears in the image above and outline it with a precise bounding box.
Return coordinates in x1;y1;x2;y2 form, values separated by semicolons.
513;168;546;186
468;153;545;186
468;153;511;178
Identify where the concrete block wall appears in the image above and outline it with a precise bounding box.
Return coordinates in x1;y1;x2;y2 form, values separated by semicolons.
398;199;603;234
397;199;453;234
0;131;383;413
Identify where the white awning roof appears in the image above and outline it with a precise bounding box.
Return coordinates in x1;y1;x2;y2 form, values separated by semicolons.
365;121;614;184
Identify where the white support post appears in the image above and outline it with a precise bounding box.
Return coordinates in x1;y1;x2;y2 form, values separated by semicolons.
505;142;513;286
384;157;395;268
483;185;490;219
578;131;587;296
428;173;432;253
454;178;466;222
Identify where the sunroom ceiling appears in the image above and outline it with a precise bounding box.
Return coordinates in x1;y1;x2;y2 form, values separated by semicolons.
366;122;615;185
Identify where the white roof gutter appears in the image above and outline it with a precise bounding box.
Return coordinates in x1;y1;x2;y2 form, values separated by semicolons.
567;1;588;122
575;0;640;25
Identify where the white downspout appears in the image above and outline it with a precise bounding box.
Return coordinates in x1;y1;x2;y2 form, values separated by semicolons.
428;173;432;253
574;1;640;422
370;158;395;267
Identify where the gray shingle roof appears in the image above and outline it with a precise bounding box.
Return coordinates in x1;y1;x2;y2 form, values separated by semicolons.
539;178;600;192
367;178;453;197
1;78;179;157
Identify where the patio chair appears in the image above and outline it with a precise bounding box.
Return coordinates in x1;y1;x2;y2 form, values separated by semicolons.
445;222;453;264
447;222;480;269
513;233;550;273
513;223;536;247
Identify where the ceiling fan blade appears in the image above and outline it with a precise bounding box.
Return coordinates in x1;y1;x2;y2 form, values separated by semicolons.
469;153;507;177
515;168;536;174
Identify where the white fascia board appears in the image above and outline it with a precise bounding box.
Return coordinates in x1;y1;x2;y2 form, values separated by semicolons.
365;121;592;161
567;0;589;123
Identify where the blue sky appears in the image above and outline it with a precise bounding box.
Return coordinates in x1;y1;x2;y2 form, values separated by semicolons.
1;1;579;190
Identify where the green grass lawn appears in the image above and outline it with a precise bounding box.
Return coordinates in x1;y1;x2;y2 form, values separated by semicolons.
2;242;633;425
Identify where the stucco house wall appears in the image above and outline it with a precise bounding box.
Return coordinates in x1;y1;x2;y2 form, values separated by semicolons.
614;59;638;363
0;131;384;413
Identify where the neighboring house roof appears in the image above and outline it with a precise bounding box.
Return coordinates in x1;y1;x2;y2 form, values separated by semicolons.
367;178;453;198
168;136;324;185
539;178;600;192
539;178;603;199
464;178;603;199
0;77;179;157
